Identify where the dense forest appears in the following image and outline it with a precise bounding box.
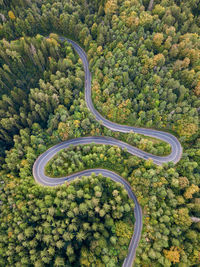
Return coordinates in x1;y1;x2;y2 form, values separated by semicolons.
0;0;199;266
0;173;135;266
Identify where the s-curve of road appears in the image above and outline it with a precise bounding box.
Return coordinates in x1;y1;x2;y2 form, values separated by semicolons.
33;36;182;267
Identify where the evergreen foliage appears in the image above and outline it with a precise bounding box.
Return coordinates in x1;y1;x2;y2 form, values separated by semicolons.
0;0;199;266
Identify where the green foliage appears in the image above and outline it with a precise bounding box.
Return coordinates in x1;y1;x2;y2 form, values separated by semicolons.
0;0;199;266
45;144;139;178
0;174;134;266
89;0;199;140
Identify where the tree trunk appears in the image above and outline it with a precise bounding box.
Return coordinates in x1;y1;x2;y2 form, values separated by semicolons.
148;0;154;11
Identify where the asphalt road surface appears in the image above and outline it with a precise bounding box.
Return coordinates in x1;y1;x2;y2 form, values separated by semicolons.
33;37;182;267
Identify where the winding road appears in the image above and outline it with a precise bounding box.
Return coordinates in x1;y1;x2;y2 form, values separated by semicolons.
33;37;182;267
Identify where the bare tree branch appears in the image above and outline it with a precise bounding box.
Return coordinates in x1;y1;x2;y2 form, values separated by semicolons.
148;0;154;11
191;217;200;223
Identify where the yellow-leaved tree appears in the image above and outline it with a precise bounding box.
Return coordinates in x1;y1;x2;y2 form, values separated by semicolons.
164;246;181;264
58;122;69;141
8;11;16;20
184;184;199;199
104;0;118;15
174;119;198;139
